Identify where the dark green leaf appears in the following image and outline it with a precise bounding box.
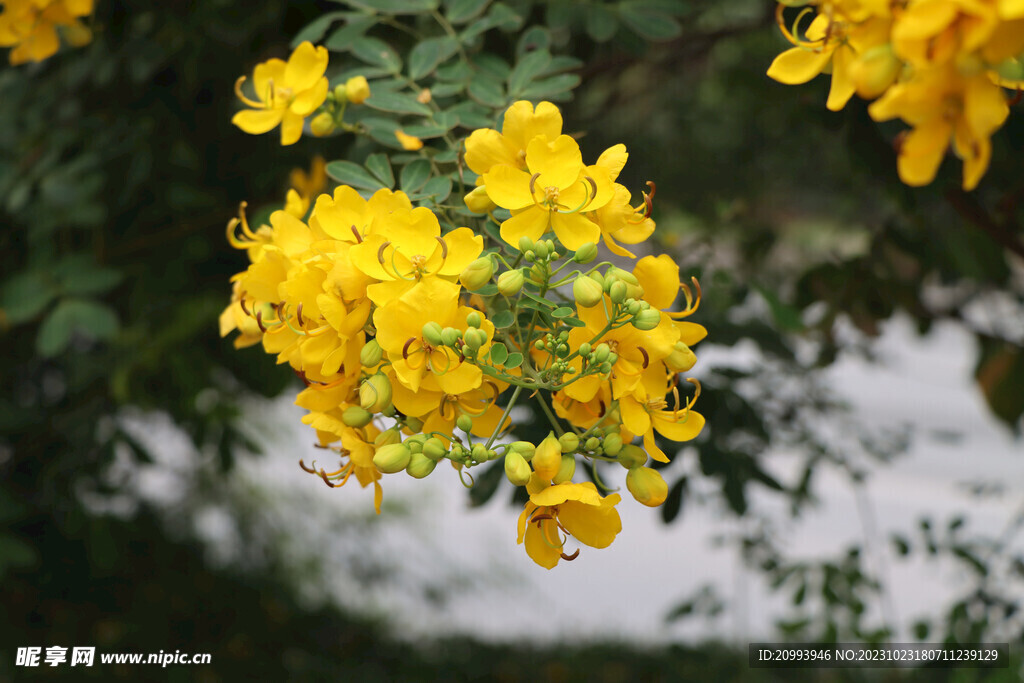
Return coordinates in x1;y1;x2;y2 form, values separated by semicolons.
1;271;57;324
515;26;550;57
618;5;682;40
436;60;473;82
345;0;439;12
53;256;123;296
519;74;580;101
550;306;573;318
473;53;511;80
400;159;431;192
558;315;586;328
491;310;514;328
416;176;452;203
324;16;377;52
365;153;395;188
351;36;403;72
754;284;804;332
507;49;551;95
408;36;460;80
489;343;509;365
291;12;351;47
364;90;432;115
429;81;465;98
661;476;687;523
36;298;119;357
401;123;452;139
460;2;522;41
326;160;385;190
585;4;618;41
503;352;523;369
445;0;491;23
446;101;494;128
521;290;556;308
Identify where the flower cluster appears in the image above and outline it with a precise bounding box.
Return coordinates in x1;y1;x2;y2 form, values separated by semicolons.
768;0;1024;190
0;0;92;65
225;48;706;569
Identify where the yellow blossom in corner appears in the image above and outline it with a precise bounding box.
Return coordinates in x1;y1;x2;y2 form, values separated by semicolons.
233;41;329;146
516;481;622;569
0;0;93;65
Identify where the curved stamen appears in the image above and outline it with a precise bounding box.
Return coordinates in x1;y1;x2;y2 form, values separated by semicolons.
560;549;580;561
350;225;362;243
435;236;448;261
402;337;417;360
377;241;392;264
233;76;265;109
775;4;826;49
528;172;541;197
238;294;250;317
669;276;702;319
638;346;650;370
298;459;317;473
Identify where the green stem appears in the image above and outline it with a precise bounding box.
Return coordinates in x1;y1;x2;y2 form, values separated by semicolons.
485;384;522;450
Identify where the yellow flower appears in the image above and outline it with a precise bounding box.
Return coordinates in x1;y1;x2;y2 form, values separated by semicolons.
388;368;508;439
299;408;384;513
516;481;622;569
482;135;615;250
0;0;93;65
395;130;424;151
232;41;329;146
465;100;563;175
618;367;704;463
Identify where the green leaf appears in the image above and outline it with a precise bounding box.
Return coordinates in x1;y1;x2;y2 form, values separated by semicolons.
344;0;439;12
408;36;460;80
36;298;119;357
53;255;123;296
400;159;431;193
586;4;618;39
507;49;552;95
1;271;57;325
414;176;452;203
503;352;524;369
446;0;491;23
550;306;573;318
351;36;403;72
326;160;385;190
519;74;580;101
515;26;551;58
618;3;682;40
291;12;351;47
470;283;499;296
559;315;587;328
521;290;556;308
446;101;495;128
324;16;377;52
489;343;509;365
364;90;432;115
754;284;804;332
473;53;511;80
661;476;687;523
429;81;465;98
436;61;473;82
491;310;514;328
401;123;452;139
468;74;506;108
365;154;395;188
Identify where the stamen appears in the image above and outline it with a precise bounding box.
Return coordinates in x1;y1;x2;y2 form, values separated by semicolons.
233;76;265;109
296;302;304;328
350;225;362;243
256;309;267;333
638;346;650;370
377;241;392;263
560;549;580;561
402;337;416;360
238;294;250;317
298;459;317;473
529;172;541;196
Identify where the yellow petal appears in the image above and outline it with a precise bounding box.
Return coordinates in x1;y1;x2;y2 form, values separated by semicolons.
826;45;857;112
438;227;484;277
499;207;550;249
897;119;952;186
253;58;287;103
632;254;679;311
284;42;329;93
596;144;628;181
550;211;601;251
279;110;305;146
290;77;328;116
482;165;535;210
652;409;705;443
502;100;563;153
232;108;284;135
531;481;603;507
526;135;583;190
963;76;1009;139
465;128;518;175
619;396;651;436
524;519;562;569
558;495;622;549
767;46;833;85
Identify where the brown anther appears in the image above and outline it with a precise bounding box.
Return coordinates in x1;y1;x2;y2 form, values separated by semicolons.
671;385;681;413
238;294;250;316
560;549;580;561
255;309;267;333
597;399;606;417
350;225;363;243
529;172;541;196
893;130;908;154
319;470;340;488
584;175;597;200
531;513;555;525
435;235;448;260
293;369;312;386
402;337;416;360
298;459;317;473
377;240;392;264
296;302;304;328
638;346;650;370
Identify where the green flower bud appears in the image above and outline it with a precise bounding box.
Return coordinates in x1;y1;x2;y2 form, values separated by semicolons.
359;373;393;413
578;342;592;357
599;361;613;374
456;414;474;433
459;256;494;291
603;432;624;456
404;416;424;432
632;309;661;331
607;352;618;365
471;443;488;462
422;321;444;346
529;263;546;284
666;341;697;373
333;84;348;102
504;451;532;486
510;441;536;461
406;451;437;478
593;343;611;364
405;434;426;454
553;455;576;484
608;267;639;285
626;466;668;507
532;433;562;481
609;280;628;304
523;250;536;262
573;242;598;264
497;270;524;296
617;444;648;469
310;112;336;137
589;271;606;290
558;432;579;453
342;405;373;428
585;436;601;451
375;427;402;448
518;236;534;253
533;240;549;260
423;437;448;461
440;327;462;347
464;186;497;214
463;327;485;351
466;311;482;328
626;300;641;316
360;339;383;367
573;275;604;308
374;443;411;474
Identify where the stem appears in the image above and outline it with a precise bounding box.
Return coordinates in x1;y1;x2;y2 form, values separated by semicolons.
485;384;522;450
534;391;565;436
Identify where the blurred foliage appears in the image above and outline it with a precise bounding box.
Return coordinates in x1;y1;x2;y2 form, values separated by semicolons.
1;0;1022;677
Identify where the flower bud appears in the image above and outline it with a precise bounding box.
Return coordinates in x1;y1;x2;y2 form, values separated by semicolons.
373;443;411;474
533;240;550;260
342;405;373;428
504;451;532;486
463;327;484;351
517;236;534;253
578;342;591;357
573;242;598;264
345;75;370;104
553;455;576;484
497;269;525;296
360;339;383;367
617;444;648;469
632;309;661;331
589;271;606;290
532;433;562;480
422;321;444;346
456;414;474;433
406;435;425;453
423;437;448;461
573;276;604;308
404;416;424;432
471;443;488;461
464;186;497;213
609;280;628;304
359;373;393;413
529;263;546;284
603;432;623;456
850;44;900;99
466;311;482;328
626;466;668;507
407;451;437;478
459;256;494;291
510;441;535;461
374;427;402;448
310;112;336;137
440;327;462;347
608;267;639;286
558;432;579;453
666;341;697;372
593;343;611;364
333;84;347;101
585;436;600;451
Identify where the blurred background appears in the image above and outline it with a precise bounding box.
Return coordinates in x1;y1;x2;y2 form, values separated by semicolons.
1;0;1022;680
